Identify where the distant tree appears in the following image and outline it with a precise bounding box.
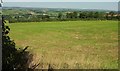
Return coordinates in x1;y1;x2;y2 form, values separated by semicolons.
94;12;99;19
58;12;62;19
79;12;82;18
72;11;78;18
79;12;87;19
66;12;72;18
87;11;93;18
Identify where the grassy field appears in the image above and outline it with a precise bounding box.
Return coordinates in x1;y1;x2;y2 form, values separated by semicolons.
8;21;118;69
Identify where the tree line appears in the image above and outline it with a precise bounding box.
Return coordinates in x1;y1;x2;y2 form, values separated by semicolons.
3;11;120;23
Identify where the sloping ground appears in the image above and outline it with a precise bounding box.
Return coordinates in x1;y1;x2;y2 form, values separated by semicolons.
9;21;118;69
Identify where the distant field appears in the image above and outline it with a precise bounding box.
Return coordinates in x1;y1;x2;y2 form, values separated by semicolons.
8;21;118;69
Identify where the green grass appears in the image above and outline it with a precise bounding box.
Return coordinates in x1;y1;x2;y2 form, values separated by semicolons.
8;21;118;69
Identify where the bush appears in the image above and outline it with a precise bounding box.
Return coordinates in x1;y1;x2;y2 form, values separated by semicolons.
2;16;34;71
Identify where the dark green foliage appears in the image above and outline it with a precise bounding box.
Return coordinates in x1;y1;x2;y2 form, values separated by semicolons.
2;16;33;71
58;13;62;19
72;11;78;18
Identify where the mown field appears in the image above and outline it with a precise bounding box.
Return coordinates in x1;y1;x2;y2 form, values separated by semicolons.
8;21;118;69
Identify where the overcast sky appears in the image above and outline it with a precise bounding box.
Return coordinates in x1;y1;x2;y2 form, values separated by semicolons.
3;0;120;2
3;2;119;11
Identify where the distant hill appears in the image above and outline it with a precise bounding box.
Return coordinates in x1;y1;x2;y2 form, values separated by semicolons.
3;7;115;11
2;7;118;15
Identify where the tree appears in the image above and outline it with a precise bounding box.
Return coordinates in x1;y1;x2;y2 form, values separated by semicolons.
66;12;72;18
72;11;78;18
94;12;99;19
79;12;87;19
79;12;82;18
58;12;62;19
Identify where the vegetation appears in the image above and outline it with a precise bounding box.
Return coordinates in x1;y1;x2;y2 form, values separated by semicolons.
2;6;118;70
2;17;40;71
3;7;120;23
8;21;118;69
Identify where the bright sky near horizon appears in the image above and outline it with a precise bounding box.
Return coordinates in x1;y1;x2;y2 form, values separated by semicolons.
3;2;119;11
3;0;120;2
2;0;120;11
